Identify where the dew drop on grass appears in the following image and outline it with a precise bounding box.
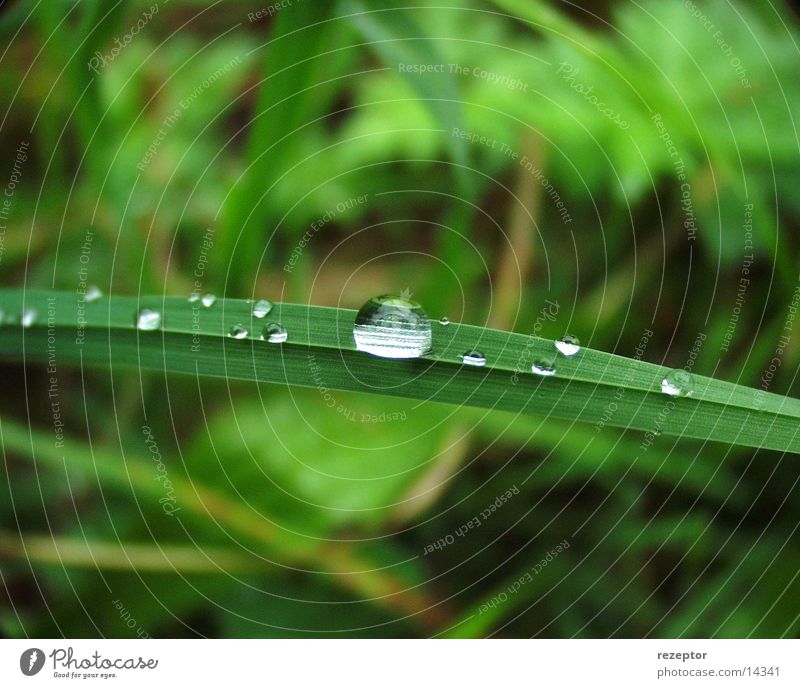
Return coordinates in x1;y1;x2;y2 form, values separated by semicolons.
252;299;273;319
353;294;432;359
135;308;161;331
263;322;287;344
21;309;37;328
461;350;486;367
201;293;216;308
83;285;102;303
188;293;200;304
439;317;450;326
661;369;694;397
531;358;556;376
229;324;248;339
555;334;580;357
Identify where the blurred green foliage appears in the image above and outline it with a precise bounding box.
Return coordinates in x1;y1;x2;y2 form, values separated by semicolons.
1;0;800;638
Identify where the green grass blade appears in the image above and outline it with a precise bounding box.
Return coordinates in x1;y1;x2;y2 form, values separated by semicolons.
0;531;259;574
341;0;475;199
1;288;798;453
218;3;340;288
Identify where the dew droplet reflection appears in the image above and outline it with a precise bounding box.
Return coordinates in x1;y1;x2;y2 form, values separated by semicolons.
263;322;287;344
252;299;273;319
21;309;37;328
461;350;486;367
353;294;432;359
555;334;580;357
661;369;694;397
135;308;161;331
531;359;556;376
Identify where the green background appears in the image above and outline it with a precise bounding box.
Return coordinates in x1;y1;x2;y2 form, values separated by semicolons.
1;0;800;638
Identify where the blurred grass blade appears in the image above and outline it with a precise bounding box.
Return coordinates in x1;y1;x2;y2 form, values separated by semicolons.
488;0;615;59
219;2;340;287
341;0;475;199
0;531;258;574
1;288;799;453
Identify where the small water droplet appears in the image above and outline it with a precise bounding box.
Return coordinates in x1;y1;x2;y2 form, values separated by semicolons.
555;334;580;357
83;285;102;303
188;293;200;304
461;350;486;367
135;308;161;331
252;299;273;319
531;358;556;376
229;324;248;339
353;294;432;359
439;317;450;326
21;309;37;328
661;369;694;397
201;293;216;308
262;322;287;344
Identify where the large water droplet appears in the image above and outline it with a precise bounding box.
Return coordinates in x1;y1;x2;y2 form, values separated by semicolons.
461;350;486;367
661;369;694;397
252;299;273;319
136;308;161;331
353;294;432;359
531;358;556;376
229;324;248;339
21;309;37;328
262;322;287;344
83;285;102;303
201;293;216;308
439;317;450;326
555;334;580;357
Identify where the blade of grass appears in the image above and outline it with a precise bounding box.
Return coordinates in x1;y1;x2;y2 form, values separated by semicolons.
0;288;799;452
218;3;341;290
0;531;258;574
487;0;616;60
340;1;479;286
340;0;474;200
